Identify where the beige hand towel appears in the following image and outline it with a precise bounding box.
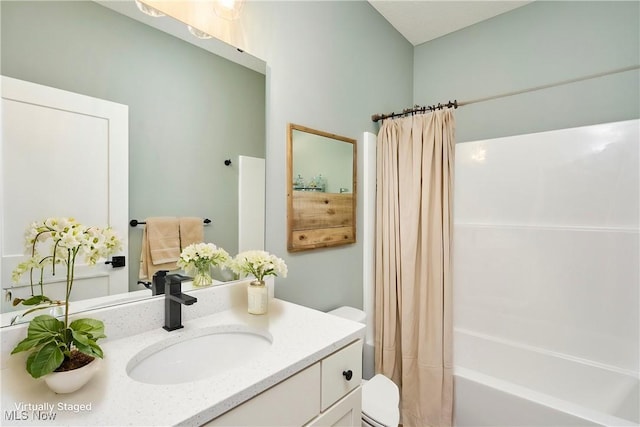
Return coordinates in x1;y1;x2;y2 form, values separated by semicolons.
139;217;180;280
179;217;205;249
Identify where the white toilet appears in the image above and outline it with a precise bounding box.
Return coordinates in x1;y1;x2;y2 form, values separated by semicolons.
328;306;400;427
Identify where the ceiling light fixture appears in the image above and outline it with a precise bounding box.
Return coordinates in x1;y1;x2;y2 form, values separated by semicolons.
135;0;165;18
213;0;244;21
187;26;213;40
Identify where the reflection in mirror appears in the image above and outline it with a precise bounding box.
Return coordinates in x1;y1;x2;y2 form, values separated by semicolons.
0;0;266;326
287;124;357;252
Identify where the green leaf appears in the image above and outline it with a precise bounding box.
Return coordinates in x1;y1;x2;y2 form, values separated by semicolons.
70;319;106;359
20;295;54;306
71;329;91;346
25;351;37;372
17;303;63;320
70;318;106;340
12;315;65;355
11;336;46;354
73;338;103;359
26;315;64;340
26;342;64;378
88;341;103;358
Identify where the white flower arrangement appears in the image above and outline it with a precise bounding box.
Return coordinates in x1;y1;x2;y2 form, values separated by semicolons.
10;217;121;378
12;217;121;303
229;250;288;282
177;242;230;276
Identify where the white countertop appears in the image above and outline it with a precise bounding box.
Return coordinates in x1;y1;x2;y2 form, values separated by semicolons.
0;283;364;426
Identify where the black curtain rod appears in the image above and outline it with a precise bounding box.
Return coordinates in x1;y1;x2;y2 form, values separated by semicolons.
371;100;458;123
130;218;212;227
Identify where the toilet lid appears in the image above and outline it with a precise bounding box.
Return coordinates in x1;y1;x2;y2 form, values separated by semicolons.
362;375;400;427
327;306;366;323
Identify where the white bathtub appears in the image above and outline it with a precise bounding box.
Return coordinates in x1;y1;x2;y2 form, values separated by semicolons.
453;329;639;427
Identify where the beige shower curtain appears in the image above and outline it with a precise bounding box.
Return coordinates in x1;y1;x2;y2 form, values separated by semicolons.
374;110;455;427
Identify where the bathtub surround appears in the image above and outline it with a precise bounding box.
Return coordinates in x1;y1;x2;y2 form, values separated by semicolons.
453;120;639;425
361;131;377;380
454;333;639;426
375;109;455;426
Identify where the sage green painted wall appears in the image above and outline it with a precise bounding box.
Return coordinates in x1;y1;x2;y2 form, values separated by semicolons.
1;1;266;291
238;1;413;311
413;1;640;143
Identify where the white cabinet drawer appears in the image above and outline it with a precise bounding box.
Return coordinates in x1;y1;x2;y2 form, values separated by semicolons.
307;387;362;427
321;340;362;411
204;363;321;426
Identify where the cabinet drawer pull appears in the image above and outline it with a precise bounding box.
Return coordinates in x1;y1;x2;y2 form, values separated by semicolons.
342;370;353;381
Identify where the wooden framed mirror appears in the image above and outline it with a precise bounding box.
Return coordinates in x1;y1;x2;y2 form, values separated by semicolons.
287;124;357;252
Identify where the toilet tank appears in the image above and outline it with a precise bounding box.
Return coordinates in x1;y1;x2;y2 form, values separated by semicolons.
328;306;366;323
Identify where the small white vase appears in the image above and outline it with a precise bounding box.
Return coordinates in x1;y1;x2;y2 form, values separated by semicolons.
247;280;268;315
44;357;101;394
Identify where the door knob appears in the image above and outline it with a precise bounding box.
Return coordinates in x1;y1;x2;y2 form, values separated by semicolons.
105;256;126;268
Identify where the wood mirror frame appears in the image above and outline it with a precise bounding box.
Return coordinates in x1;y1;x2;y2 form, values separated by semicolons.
287;124;357;252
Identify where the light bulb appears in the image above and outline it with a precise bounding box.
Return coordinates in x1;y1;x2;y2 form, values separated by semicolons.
135;0;165;18
213;0;244;20
187;26;213;40
218;0;236;10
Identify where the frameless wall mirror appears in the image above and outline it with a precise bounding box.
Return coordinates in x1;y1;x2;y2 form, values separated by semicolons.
0;0;266;326
287;124;357;252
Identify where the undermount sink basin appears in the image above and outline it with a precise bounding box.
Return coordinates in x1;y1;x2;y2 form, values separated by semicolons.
126;325;273;385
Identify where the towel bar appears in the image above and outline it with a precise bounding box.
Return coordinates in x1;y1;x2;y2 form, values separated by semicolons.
130;218;211;227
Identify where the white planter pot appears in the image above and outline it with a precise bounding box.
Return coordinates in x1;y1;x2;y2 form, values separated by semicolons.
44;357;101;394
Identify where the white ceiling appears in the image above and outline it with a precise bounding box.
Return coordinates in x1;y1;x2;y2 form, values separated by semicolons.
368;0;533;46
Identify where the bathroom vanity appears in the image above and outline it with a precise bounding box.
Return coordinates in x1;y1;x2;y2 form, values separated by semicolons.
0;279;364;426
205;339;362;426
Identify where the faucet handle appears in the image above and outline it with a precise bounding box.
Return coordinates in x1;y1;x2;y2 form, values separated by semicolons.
137;280;152;289
151;270;170;296
165;274;194;297
170;273;192;282
154;270;169;279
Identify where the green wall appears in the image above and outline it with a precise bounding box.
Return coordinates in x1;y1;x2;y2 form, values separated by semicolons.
1;1;266;291
240;1;413;311
413;1;640;143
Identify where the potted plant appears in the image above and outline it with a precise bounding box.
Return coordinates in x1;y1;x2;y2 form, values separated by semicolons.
229;250;287;315
176;242;230;287
9;217;121;393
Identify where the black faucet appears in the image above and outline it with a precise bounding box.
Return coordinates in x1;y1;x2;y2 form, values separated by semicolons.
160;272;197;331
151;271;166;295
151;270;169;295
